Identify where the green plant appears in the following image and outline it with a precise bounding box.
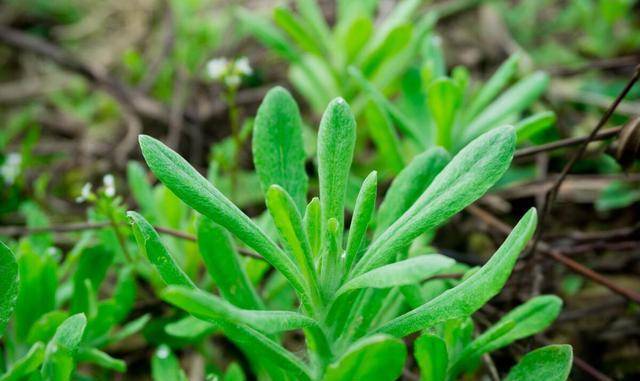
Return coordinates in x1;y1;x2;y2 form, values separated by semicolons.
239;1;551;175
127;86;570;380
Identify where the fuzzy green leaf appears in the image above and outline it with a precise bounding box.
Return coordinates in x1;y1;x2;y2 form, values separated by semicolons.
265;185;319;304
41;313;87;381
197;217;262;310
303;197;322;257
77;347;126;372
464;72;549;143
323;334;406;381
344;171;377;272
339;255;455;295
162;286;317;334
515;111;556;143
376;208;537;337
253;87;308;211
273;7;323;55
375;147;449;236
505;345;573;381
152;345;187;381
138;135;308;304
127;161;156;221
128;211;195;289
428;77;462;149
0;241;19;337
0;342;45;381
414;333;448;381
356;126;516;275
465;53;521;121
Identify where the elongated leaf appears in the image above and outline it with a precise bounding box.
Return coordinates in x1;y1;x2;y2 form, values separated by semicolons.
323;334;406;381
474;295;562;353
428;78;462;149
375;147;449;236
128;211;195;289
77;347;126;372
138;135;308;304
361;24;413;77
414;333;448;381
273;7;322;55
41;313;87;381
303;197;321;257
464;72;549;143
236;8;299;62
317;98;357;243
363;101;405;173
127;161;156;221
197;217;262;310
294;0;332;52
162;286;317;334
266;185;319;304
337;17;373;64
505;345;573;381
376;208;537;337
515;111;556;143
344;171;377;272
465;53;521;121
253;87;308;212
0;342;45;381
339;255;455;295
165;315;217;339
27;310;69;344
356;126;516;275
0;241;19;337
152;345;187;381
71;246;114;314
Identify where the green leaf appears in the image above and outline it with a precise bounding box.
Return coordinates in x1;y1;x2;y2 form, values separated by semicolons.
0;342;45;381
464;72;549;143
356;126;516;275
197;217;262;310
26;310;69;345
71;246;114;314
252;87;308;212
505;345;573;381
128;211;195;289
376;208;537;337
127;161;157;221
427;77;462;149
161;286;317;334
344;171;377;272
152;345;187;381
77;347;126;372
15;247;58;342
100;314;150;347
303;197;322;257
138;135;308;306
294;0;332;53
236;8;299;62
165;315;217;339
339;255;455;295
360;24;413;77
375;147;449;236
414;333;448;381
474;295;562;353
323;334;406;381
363;101;405;173
273;7;323;55
223;362;246;381
0;241;19;337
265;185;319;305
465;53;521;121
41;313;87;381
515;111;556;143
337;17;373;64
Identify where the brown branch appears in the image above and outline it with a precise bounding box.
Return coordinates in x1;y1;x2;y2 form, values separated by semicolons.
514;127;621;159
466;205;640;304
0;221;264;260
528;65;640;268
138;0;175;93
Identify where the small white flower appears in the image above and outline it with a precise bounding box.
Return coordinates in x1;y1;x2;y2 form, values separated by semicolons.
76;182;93;203
103;174;116;197
206;57;229;80
225;74;241;87
156;346;170;359
1;153;21;185
235;56;252;75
